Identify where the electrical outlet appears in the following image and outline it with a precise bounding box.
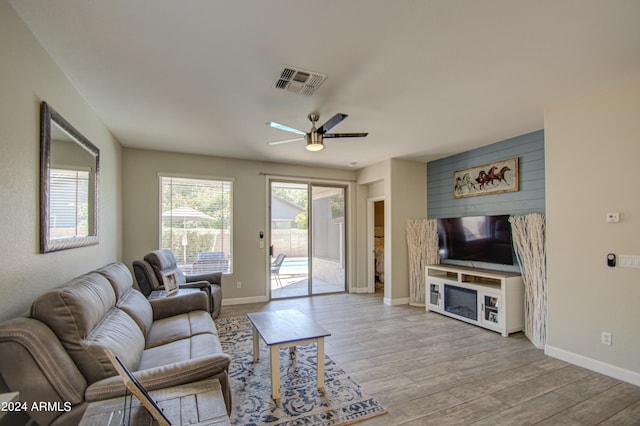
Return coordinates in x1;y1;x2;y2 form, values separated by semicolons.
236;282;241;289
601;331;612;346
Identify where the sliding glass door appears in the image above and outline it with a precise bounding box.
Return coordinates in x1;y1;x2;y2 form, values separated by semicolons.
270;180;346;299
310;185;345;295
270;181;309;298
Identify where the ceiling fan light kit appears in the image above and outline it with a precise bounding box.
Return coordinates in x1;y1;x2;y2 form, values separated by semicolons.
306;141;325;151
267;112;368;152
305;131;325;151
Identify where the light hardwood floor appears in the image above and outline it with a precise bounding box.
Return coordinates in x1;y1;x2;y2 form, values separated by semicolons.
219;291;640;425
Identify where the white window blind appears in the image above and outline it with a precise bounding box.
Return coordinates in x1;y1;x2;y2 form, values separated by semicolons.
50;168;90;238
160;176;232;274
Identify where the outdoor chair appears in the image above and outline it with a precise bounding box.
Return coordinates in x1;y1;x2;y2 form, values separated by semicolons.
192;251;229;274
271;253;287;288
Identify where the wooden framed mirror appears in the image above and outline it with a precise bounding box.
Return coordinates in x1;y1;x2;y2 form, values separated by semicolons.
40;101;99;253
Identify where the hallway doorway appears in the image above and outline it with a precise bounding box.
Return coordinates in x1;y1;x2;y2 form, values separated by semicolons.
368;197;385;294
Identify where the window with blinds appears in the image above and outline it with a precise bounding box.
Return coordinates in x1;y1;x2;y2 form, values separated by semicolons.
49;168;90;238
160;175;233;274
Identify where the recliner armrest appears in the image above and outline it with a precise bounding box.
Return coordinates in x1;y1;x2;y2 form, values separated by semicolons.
187;272;222;285
178;280;212;291
149;291;209;320
175;281;212;311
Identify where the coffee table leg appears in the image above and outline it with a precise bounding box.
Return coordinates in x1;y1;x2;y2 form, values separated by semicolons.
252;326;259;362
317;337;325;391
270;345;280;402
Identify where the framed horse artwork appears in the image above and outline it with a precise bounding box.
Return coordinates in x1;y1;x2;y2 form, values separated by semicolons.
453;157;519;198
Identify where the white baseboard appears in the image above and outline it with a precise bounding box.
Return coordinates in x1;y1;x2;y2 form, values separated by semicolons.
383;297;409;306
545;345;640;387
221;295;268;306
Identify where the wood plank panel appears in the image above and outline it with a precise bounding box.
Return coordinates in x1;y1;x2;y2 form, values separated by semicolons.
427;129;545;218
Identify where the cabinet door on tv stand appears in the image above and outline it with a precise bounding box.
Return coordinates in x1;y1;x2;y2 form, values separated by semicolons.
426;281;444;313
479;292;502;332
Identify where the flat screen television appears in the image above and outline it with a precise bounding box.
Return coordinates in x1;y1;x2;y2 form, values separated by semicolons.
437;215;516;267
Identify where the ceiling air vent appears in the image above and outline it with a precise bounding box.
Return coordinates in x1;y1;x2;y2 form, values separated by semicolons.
273;65;327;96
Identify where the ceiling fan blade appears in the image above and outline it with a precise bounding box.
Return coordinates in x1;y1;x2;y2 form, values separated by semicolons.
323;132;368;138
317;113;348;134
266;121;306;135
267;137;305;146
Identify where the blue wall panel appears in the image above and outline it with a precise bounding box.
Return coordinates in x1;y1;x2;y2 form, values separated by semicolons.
427;130;545;219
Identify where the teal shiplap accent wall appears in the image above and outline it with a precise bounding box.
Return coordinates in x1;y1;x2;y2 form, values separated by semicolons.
427;130;545;219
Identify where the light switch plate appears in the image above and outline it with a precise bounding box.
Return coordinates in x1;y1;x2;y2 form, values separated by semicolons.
606;212;620;223
619;255;640;268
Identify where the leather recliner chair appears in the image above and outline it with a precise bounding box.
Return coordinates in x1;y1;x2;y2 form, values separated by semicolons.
133;249;223;318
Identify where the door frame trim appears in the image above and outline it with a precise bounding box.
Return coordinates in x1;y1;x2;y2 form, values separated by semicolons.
266;176;351;300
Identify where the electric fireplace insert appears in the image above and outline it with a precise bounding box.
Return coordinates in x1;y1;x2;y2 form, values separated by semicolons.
444;284;477;321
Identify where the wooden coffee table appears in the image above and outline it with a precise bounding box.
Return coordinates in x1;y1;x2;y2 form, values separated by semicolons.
247;309;331;402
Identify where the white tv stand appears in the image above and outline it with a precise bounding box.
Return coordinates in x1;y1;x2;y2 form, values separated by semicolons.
425;264;524;336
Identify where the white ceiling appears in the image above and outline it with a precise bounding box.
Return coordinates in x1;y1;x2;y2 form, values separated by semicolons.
10;0;640;169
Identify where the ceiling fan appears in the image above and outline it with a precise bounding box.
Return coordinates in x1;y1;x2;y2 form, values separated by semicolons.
267;112;368;151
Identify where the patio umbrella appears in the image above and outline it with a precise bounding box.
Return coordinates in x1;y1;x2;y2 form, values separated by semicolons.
162;207;215;263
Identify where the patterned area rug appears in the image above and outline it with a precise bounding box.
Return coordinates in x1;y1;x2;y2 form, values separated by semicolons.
216;316;387;426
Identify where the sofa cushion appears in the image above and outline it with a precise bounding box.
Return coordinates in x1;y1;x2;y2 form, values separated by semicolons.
97;262;134;301
31;272;116;343
115;289;153;337
145;311;217;349
98;262;153;336
31;273;145;383
79;308;145;383
139;333;224;370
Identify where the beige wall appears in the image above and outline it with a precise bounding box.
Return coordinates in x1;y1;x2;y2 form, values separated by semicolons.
545;78;640;383
388;159;428;302
122;148;356;302
356;160;389;295
0;1;122;322
356;159;427;303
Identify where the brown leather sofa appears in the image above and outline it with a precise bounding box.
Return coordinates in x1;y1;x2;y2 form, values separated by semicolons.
0;262;231;426
133;249;223;318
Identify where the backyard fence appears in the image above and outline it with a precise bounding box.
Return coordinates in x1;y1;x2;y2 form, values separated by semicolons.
271;229;307;257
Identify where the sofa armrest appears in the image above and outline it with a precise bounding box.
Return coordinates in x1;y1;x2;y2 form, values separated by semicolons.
84;353;231;401
149;291;209;320
187;272;222;285
0;318;88;426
